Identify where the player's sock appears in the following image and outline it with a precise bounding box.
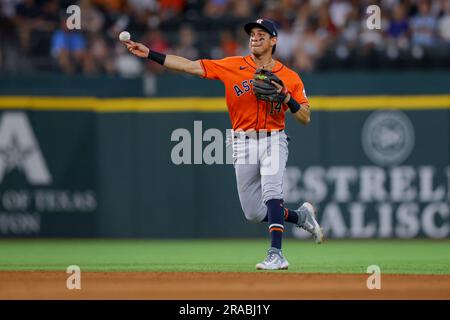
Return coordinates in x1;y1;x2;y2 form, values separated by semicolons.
266;199;284;250
262;207;299;224
283;208;299;224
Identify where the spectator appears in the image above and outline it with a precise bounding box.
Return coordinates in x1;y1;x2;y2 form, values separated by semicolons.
275;21;296;63
51;18;88;74
317;1;337;37
235;27;250;56
159;0;185;21
79;0;105;34
174;24;199;60
203;0;229;19
94;0;125;12
437;0;450;42
0;0;22;71
410;0;437;47
141;29;170;73
293;17;328;72
126;0;158;29
340;6;359;46
1;0;450;75
127;0;158;13
211;29;239;58
220;30;239;56
85;33;115;75
230;0;251;19
329;0;352;29
142;29;170;53
1;0;22;18
14;0;41;52
115;43;143;77
387;4;409;40
94;0;129;42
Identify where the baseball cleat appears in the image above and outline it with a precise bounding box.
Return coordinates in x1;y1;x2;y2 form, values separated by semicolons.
255;248;289;270
297;202;324;244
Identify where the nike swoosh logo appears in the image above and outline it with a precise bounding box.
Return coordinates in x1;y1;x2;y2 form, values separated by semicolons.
239;66;248;70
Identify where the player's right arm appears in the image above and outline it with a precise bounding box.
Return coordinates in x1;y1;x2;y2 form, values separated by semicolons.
123;40;204;77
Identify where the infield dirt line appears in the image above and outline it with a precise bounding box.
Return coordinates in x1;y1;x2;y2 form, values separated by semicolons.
1;271;449;300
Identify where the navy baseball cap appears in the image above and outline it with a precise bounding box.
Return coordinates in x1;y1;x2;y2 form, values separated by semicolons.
244;18;278;37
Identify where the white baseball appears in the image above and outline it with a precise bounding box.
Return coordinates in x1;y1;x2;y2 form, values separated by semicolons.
119;31;131;41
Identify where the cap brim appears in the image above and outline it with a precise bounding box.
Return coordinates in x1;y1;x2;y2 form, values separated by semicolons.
244;22;272;36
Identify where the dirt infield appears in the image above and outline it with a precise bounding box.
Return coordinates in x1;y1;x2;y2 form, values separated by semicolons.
1;271;450;299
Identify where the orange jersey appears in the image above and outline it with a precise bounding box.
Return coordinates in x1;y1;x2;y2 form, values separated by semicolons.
200;55;309;131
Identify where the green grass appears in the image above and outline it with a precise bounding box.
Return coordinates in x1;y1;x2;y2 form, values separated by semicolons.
0;239;449;274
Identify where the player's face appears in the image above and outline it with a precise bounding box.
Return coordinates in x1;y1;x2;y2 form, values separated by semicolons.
249;28;275;56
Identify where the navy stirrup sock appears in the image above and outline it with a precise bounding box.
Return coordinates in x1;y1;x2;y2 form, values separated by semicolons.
284;207;299;224
266;199;284;250
263;207;298;224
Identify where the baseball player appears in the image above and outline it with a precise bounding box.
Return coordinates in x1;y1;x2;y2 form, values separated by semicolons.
122;19;323;270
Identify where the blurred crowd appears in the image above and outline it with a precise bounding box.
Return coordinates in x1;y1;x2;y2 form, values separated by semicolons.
0;0;449;76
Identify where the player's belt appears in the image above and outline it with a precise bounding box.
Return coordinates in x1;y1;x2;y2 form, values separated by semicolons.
233;129;284;140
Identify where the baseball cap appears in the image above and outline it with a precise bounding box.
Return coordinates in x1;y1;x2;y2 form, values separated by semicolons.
244;18;278;37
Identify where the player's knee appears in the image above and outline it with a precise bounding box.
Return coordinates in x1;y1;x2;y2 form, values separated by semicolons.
244;212;265;223
262;188;283;204
242;206;266;223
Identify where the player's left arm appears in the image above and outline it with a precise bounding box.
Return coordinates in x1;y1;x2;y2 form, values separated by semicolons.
271;81;311;125
291;101;311;125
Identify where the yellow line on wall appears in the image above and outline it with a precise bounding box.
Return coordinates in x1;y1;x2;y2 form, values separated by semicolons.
311;95;450;110
0;95;448;112
0;97;227;112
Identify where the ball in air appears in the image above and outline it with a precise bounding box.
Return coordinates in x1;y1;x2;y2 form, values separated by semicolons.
119;31;131;41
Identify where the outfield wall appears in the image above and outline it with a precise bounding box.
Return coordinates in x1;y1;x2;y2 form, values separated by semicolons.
1;71;450;97
0;95;448;239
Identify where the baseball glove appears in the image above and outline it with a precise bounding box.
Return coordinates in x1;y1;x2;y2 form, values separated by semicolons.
252;69;287;103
